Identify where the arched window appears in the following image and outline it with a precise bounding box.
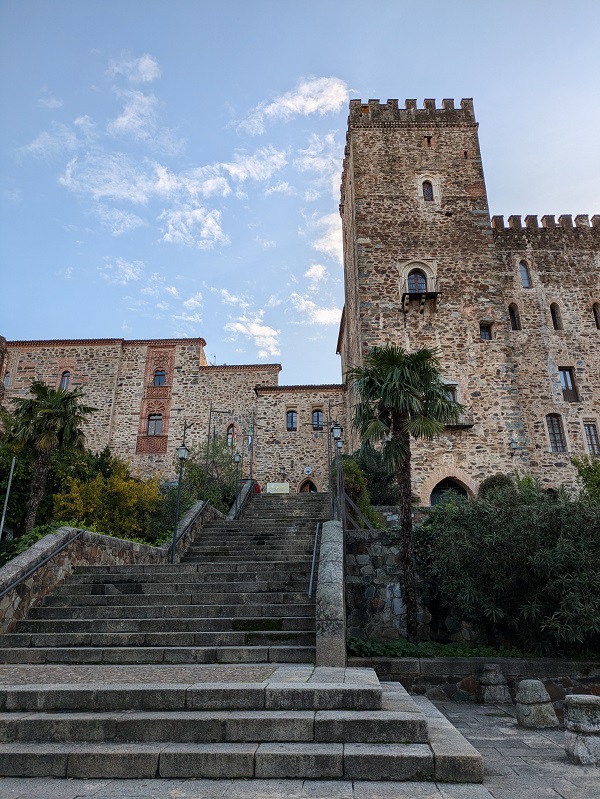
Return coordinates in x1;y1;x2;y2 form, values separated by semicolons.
593;303;600;330
227;424;235;447
60;371;70;390
299;479;318;493
422;181;434;202
3;372;10;389
147;414;163;436
153;369;166;386
550;303;563;330
286;410;297;432
312;409;324;430
407;269;427;293
430;479;468;506
546;414;566;452
519;261;531;288
508;304;521;331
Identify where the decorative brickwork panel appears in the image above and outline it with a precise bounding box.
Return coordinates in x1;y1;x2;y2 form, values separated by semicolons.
136;435;168;454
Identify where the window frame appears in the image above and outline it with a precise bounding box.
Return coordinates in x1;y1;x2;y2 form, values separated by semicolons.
593;303;600;330
147;413;163;436
479;322;492;341
312;409;324;431
546;413;566;453
407;269;428;293
519;261;532;289
508;304;521;331
558;368;578;403
584;422;600;456
286;410;298;432
153;369;166;386
550;303;563;331
3;372;10;390
59;371;71;390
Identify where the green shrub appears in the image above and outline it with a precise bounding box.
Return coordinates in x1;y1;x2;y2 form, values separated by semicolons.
572;455;600;501
347;637;527;659
415;479;600;657
337;456;383;528
354;446;399;506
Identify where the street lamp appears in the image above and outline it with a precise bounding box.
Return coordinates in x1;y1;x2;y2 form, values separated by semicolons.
171;441;189;563
331;421;343;441
233;451;241;518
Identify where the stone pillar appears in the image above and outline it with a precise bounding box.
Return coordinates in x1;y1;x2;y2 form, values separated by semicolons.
565;695;600;765
479;663;512;704
315;520;346;667
516;680;559;728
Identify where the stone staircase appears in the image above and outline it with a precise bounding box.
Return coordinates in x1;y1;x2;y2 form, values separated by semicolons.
0;492;483;784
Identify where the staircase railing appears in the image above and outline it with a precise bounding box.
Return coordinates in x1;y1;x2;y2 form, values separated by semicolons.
227;478;257;520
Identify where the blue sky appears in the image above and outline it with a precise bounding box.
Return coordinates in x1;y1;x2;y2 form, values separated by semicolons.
1;0;599;384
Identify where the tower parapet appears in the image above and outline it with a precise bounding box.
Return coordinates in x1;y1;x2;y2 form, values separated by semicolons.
348;97;476;126
491;214;600;238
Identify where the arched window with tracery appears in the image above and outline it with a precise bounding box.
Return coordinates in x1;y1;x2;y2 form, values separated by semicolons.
519;261;531;288
147;414;163;436
407;269;427;293
153;369;166;386
60;371;70;390
508;304;521;331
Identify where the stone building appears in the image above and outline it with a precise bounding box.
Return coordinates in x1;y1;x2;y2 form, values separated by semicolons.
2;97;599;501
337;97;599;503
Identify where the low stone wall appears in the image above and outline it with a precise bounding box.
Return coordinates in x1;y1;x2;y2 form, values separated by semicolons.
349;656;600;720
315;520;346;667
0;500;223;634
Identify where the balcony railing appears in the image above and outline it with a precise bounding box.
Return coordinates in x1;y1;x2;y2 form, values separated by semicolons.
401;277;441;311
562;388;579;403
445;408;475;428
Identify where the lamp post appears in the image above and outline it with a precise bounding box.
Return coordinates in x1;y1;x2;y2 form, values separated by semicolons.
233;451;241;518
171;440;189;564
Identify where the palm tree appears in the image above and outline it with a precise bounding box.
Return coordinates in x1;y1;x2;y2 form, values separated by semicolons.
4;381;96;535
348;345;463;642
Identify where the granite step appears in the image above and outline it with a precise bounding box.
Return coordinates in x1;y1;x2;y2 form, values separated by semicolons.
74;560;313;574
50;580;313;595
30;604;317;620
41;591;315;606
18;617;314;633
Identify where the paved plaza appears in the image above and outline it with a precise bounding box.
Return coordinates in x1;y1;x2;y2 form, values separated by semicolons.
0;698;597;798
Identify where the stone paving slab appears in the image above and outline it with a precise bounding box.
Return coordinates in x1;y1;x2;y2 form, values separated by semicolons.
0;664;275;684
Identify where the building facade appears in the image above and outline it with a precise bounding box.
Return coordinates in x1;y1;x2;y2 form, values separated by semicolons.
2;97;599;502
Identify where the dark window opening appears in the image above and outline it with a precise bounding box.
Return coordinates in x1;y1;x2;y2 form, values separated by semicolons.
593;303;600;330
546;414;566;452
153;369;166;386
408;269;427;293
227;424;235;447
312;409;324;430
559;368;578;402
584;422;600;455
519;261;531;288
444;386;457;402
147;414;163;436
425;136;432;147
422;181;434;201
463;150;468;159
60;371;70;390
286;410;297;432
430;479;468;506
509;304;521;331
550;304;563;331
479;323;492;340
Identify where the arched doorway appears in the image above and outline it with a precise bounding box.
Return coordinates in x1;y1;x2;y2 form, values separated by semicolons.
299;479;318;493
430;478;468;506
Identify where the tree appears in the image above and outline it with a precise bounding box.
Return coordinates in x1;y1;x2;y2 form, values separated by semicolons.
3;381;96;535
348;345;462;642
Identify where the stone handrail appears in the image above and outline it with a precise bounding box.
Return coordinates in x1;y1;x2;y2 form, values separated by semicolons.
0;499;223;635
315;519;346;666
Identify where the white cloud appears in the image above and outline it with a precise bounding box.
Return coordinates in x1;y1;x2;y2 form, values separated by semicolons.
97;206;146;235
264;181;294;196
73;115;96;137
99;257;144;284
239;77;349;135
304;263;328;291
165;286;180;298
222;147;287;182
290;292;341;326
107;54;161;83
183;292;203;309
60;153;154;204
256;236;276;249
156;301;170;311
160;206;229;249
108;90;158;138
224;313;280;357
295;132;344;200
212;287;251;309
307;212;343;264
38;90;63;109
56;266;74;280
22;122;79;158
173;311;202;324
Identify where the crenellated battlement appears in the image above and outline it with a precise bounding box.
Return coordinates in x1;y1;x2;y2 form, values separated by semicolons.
491;214;600;232
348;97;476;126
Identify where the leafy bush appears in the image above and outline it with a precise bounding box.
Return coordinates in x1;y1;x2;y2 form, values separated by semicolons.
347;636;527;659
415;478;600;657
572;455;600;501
478;472;516;497
338;456;383;528
354;446;399;506
0;521;66;568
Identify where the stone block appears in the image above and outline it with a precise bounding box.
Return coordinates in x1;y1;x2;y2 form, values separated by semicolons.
159;742;257;778
343;743;433;780
255;742;343;779
186;684;265;710
67;743;162;778
226;710;314;742
315;710;428;743
0;742;69;776
94;685;186;711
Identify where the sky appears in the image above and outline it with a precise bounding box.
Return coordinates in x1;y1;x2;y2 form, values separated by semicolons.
1;0;599;385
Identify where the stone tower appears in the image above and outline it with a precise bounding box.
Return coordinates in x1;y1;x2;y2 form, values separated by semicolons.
337;98;600;502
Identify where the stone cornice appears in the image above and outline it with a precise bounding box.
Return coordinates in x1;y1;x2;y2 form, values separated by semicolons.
255;384;345;394
199;364;282;372
7;337;207;348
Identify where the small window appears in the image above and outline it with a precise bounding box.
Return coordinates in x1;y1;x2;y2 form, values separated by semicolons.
546;414;566;452
153;369;166;386
408;270;427;293
60;371;70;390
3;372;10;389
508;304;521;331
286;410;297;432
444;385;457;403
550;304;563;331
147;414;163;436
422;181;434;202
593;303;600;330
479;323;492;341
559;368;578;402
312;409;324;430
519;261;531;288
226;423;235;447
584;422;600;455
